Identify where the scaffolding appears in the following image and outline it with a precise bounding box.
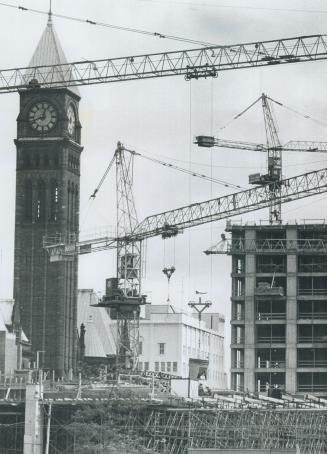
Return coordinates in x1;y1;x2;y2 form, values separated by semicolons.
142;407;327;454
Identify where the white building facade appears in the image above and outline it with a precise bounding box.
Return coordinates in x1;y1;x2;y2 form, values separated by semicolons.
77;291;226;389
138;305;225;390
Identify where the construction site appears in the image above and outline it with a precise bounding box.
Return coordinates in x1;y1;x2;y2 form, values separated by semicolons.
0;1;327;453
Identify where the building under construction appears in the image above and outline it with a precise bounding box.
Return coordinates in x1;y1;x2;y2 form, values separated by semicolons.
229;220;327;396
1;380;327;454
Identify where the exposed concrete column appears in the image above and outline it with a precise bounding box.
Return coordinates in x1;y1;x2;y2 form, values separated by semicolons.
286;227;297;394
244;228;256;392
23;383;44;454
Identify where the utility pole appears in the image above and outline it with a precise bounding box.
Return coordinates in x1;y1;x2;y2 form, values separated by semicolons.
188;291;212;323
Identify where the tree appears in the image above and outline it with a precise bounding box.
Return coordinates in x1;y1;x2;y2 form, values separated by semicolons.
67;392;153;454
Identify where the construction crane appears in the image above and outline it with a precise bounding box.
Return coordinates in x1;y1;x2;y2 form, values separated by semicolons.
12;31;321;373
1;34;327;93
195;93;327;224
43;136;327;370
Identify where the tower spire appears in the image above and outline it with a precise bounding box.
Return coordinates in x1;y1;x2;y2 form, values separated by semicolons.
48;0;52;25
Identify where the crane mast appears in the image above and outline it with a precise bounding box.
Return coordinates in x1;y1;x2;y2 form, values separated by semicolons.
261;93;282;223
115;142;142;297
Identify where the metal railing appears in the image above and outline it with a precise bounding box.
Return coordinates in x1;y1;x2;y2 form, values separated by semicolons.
257;336;286;343
298;263;327;273
297;360;327;367
257;312;286;320
298;288;327;296
232;312;244;321
298;312;327;319
256;264;286;273
231;361;244;368
257;360;286;369
297;384;327;392
231;336;245;344
229;238;327;253
298;336;327;343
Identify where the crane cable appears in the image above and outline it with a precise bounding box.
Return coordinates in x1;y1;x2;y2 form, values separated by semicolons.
123;146;245;190
219;94;327;131
89;152;116;199
0;1;218;47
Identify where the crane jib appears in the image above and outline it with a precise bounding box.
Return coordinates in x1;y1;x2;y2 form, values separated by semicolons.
1;34;327;92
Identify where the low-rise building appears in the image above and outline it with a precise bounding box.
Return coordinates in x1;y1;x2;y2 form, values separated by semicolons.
0;299;31;374
77;290;226;389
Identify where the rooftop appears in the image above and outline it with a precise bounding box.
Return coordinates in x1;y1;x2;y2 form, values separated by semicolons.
26;15;79;95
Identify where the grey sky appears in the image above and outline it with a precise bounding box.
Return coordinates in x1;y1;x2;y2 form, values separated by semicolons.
0;1;327;370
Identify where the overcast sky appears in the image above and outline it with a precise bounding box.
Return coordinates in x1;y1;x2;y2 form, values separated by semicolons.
1;0;327;367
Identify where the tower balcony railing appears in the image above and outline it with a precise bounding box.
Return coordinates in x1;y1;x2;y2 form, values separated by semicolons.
257;336;286;344
298;336;327;343
298;312;327;320
257;360;286;369
297;360;327;368
257;312;286;321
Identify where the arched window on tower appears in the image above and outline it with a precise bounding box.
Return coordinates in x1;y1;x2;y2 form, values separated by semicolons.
23;152;31;168
35;152;40;168
74;185;79;230
50;180;59;222
43;153;49;168
70;184;75;229
67;181;71;227
36;180;46;222
53;151;59;168
24;180;32;221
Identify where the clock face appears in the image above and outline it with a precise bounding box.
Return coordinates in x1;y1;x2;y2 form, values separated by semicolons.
29;102;57;133
67;104;76;135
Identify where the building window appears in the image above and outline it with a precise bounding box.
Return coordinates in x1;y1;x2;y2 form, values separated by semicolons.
173;362;177;373
138;341;143;355
161;362;165;372
159;343;165;355
36;181;46;222
50;180;59;222
167;362;171;372
155;362;159;372
144;362;149;371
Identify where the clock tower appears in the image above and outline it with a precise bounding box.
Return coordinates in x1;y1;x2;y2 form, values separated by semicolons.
13;17;83;376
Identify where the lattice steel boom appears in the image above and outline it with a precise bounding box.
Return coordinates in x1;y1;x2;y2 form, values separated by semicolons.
195;137;327;152
131;167;327;240
2;34;327;92
44;166;327;259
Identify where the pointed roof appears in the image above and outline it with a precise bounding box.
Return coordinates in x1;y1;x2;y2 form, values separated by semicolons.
27;16;79;95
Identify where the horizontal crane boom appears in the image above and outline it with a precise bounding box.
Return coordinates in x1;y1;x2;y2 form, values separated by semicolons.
44;166;327;260
195;136;327;153
131;167;327;240
2;34;327;93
